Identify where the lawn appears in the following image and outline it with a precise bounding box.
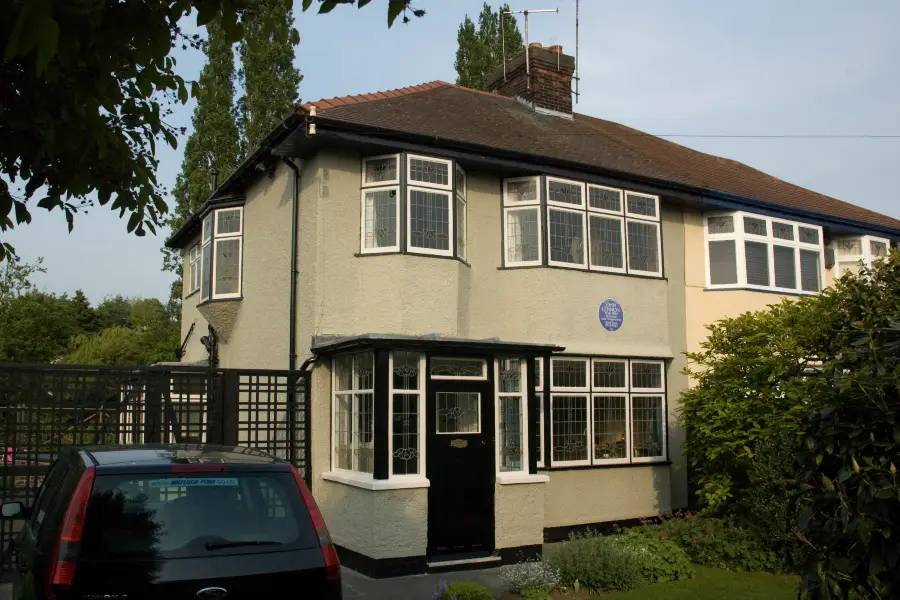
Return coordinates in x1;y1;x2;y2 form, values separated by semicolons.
602;566;799;599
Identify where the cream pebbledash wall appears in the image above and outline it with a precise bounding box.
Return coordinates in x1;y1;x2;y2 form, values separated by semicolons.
308;363;428;559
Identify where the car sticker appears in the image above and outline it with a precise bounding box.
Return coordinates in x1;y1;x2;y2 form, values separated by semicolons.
148;478;238;488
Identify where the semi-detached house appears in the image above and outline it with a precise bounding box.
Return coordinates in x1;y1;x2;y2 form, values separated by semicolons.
166;43;900;577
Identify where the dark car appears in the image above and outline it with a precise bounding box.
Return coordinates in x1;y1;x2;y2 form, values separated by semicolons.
1;445;342;599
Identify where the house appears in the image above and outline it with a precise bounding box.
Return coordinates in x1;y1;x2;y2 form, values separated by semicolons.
166;43;900;577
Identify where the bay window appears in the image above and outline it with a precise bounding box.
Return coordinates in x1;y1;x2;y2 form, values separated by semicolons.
332;352;375;474
198;206;243;302
502;176;663;276
834;235;891;276
704;211;824;294
549;357;666;467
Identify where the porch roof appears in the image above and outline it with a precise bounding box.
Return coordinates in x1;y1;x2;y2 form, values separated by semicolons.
310;333;564;356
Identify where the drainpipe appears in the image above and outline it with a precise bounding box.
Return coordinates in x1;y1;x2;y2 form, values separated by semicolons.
281;157;303;371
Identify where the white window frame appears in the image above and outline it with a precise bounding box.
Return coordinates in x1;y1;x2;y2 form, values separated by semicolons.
624;192;660;221
361;153;401;188
587;213;627;275
331;352;375;476
587;184;624;216
188;243;201;294
406;154;452;191
535;357;545;468
495;358;529;475
547;205;588;269
546;177;586;209
625;216;663;277
833;235;892;276
503;176;543;267
547;356;667;468
704;211;825;295
456;165;467;262
359;186;401;254
211;206;243;300
429;357;488;380
199;214;213;303
406;186;454;258
387;352;427;480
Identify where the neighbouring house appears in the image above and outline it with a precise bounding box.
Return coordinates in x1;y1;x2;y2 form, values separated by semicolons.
166;43;900;577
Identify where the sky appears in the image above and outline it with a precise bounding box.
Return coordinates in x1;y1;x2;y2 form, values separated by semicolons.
7;0;900;303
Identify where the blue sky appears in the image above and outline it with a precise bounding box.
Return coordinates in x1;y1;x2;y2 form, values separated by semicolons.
8;0;900;302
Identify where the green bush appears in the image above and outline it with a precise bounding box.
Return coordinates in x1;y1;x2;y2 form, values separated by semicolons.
606;532;694;583
519;589;552;600
632;514;783;573
545;533;647;593
442;581;494;600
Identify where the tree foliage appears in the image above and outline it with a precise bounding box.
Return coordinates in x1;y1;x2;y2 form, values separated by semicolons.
238;0;304;154
455;3;523;90
1;0;421;262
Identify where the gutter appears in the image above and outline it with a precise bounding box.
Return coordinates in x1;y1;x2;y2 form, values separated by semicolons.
281;157;303;371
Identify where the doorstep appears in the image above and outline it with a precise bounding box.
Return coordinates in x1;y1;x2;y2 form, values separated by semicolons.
427;553;502;573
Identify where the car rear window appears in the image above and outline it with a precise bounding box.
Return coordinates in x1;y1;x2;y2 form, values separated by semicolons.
81;472;319;559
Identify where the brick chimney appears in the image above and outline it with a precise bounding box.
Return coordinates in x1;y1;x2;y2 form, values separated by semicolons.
486;43;575;117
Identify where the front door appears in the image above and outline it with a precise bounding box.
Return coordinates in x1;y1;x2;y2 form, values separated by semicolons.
427;377;495;557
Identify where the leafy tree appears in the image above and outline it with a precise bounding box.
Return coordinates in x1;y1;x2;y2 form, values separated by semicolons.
0;256;44;300
95;295;134;331
1;0;422;262
455;3;523;90
70;290;100;335
162;18;241;276
0;291;77;363
238;0;303;154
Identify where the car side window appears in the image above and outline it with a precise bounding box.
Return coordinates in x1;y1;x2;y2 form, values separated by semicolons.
29;458;70;535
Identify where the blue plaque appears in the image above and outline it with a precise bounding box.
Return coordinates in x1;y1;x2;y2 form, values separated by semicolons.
599;298;624;332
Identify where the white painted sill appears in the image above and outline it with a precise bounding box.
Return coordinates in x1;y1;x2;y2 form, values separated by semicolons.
321;471;430;490
496;473;550;485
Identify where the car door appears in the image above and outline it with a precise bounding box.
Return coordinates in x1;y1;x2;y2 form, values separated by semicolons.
13;455;71;600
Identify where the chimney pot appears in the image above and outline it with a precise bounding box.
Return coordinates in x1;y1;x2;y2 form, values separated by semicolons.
529;42;543;49
548;44;563;54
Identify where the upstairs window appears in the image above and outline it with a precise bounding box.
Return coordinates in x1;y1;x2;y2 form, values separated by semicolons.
502;176;663;277
187;244;201;295
360;153;465;260
704;212;824;294
834;235;892;276
199;206;243;302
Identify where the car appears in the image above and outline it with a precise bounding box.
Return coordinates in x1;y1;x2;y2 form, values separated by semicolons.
1;445;342;599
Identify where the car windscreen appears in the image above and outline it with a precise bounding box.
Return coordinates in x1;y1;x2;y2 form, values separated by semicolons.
81;472;319;559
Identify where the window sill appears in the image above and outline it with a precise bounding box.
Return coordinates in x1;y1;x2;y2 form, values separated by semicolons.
496;473;550;485
354;251;470;268
497;265;666;281
539;460;671;472
703;286;817;297
198;296;244;307
321;471;430;490
184;289;200;300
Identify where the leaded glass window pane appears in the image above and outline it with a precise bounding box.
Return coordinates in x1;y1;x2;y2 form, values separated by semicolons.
551;395;588;463
363;189;397;249
431;357;486;379
535;393;544;464
436;392;480;433
772;222;794;241
552;359;587;389
354;352;374;389
836;238;863;256
392;351;420;390
627;221;660;273
589;215;623;269
334;355;354;391
707;216;734;234
456;166;466;199
799;227;820;245
800;249;821;292
593;396;627;460
499;358;522;393
200;242;212;300
213;238;241;296
548;179;583;206
588;186;621;212
871;240;888;257
632;396;664;459
364;156;397;184
506;208;540;263
333;352;375;474
355;393;374;473
392;394;419;475
202;213;213;243
409;157;449;187
409;189;450;251
549;209;585;265
499;396;523;472
631;362;662;390
745;241;770;286
743;216;768;236
773;245;797;289
216;208;241;235
593;361;627;390
709;240;738;285
505;178;538;204
534;358;543;390
334;395;353;470
625;193;657;218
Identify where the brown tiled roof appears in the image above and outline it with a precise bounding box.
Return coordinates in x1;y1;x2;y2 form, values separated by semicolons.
302;81;900;231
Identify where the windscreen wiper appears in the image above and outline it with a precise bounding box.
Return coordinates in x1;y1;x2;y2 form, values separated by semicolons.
205;540;283;550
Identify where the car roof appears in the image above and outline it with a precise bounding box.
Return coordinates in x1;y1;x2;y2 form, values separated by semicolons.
75;444;286;467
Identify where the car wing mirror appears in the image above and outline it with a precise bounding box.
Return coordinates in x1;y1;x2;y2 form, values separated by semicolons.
0;502;26;519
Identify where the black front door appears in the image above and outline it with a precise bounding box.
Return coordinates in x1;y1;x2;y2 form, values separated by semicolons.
427;378;495;557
